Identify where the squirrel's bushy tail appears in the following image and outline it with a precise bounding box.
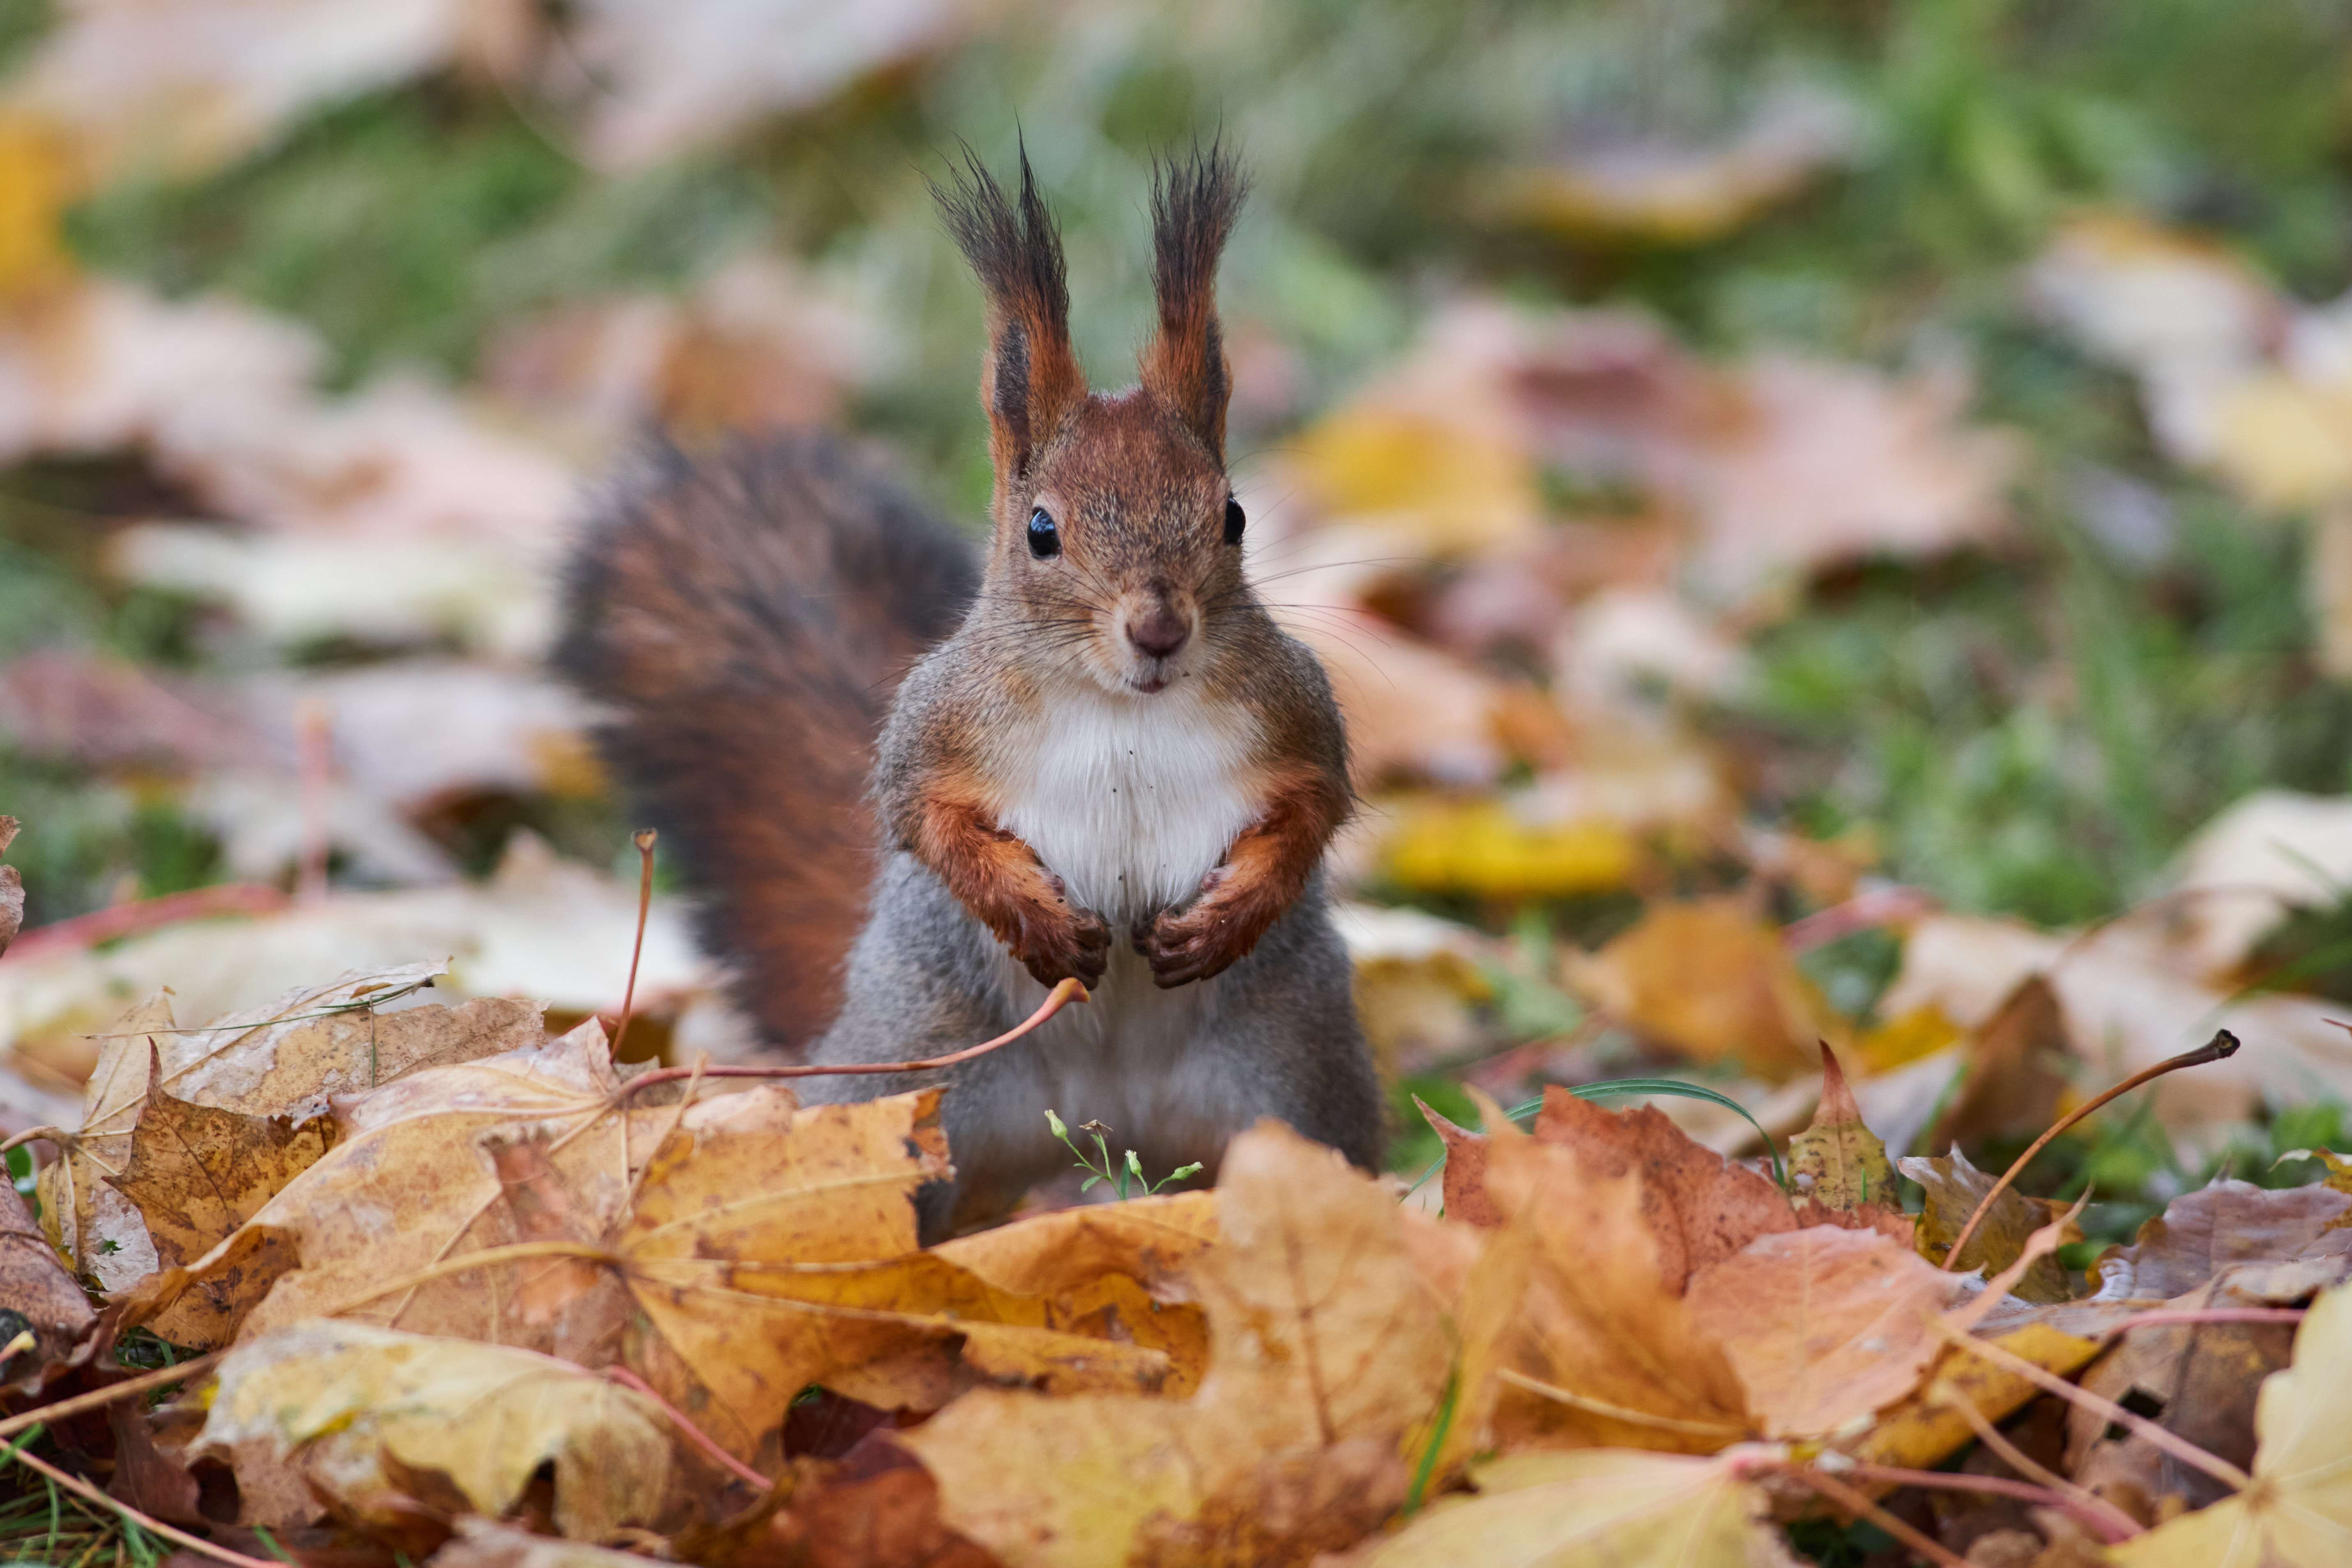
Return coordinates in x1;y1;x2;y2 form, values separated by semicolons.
557;435;977;1051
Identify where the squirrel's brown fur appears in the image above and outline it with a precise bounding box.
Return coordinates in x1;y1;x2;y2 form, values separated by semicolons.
561;145;1381;1235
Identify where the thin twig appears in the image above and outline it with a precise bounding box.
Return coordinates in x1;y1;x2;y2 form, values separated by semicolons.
0;1354;221;1444
1836;1458;2131;1542
1492;1369;1746;1438
1778;1464;1968;1568
1919;1394;2140;1543
0;1426;277;1568
609;829;658;1063
1929;1318;2252;1492
2100;1306;2306;1337
1943;1030;2240;1271
602;1366;768;1490
614;976;1090;1099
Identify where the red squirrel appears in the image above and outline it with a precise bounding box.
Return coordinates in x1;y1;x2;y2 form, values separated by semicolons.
559;147;1382;1235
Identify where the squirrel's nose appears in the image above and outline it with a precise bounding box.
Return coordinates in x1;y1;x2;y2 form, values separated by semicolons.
1126;604;1191;660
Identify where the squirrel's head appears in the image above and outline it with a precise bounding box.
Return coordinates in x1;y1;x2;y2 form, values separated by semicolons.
937;144;1250;697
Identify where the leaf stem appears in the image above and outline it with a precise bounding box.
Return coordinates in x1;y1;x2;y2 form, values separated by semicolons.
601;1366;769;1489
1942;1029;2239;1272
616;977;1088;1097
609;829;658;1063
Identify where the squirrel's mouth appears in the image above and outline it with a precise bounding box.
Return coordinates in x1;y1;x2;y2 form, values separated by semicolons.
1128;673;1172;695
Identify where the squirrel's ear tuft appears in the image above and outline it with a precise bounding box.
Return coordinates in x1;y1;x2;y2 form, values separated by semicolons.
1140;141;1247;462
934;144;1088;489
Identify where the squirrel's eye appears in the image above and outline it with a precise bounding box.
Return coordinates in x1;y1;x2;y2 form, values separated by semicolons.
1222;497;1246;546
1026;508;1061;559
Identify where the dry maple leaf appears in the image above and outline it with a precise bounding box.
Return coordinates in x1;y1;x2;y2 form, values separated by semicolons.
1443;1086;1797;1285
1478;1117;1751;1454
38;965;529;1294
431;1517;679;1568
196;1322;689;1542
1838;1321;2102;1474
1687;1224;1959;1440
1899;1147;2076;1304
1349;1447;1799;1567
1786;1045;1912;1244
901;1123;1454;1568
2109;1282;2352;1568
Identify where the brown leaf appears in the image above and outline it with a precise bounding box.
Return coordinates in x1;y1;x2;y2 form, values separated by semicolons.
110;1046;337;1343
0;1179;96;1393
752;1436;1002;1568
1787;1044;1912;1244
1900;1147;2076;1303
0;814;21;960
107;1401;203;1526
1482;1122;1750;1453
902;1123;1454;1568
1565;897;1830;1080
1419;1088;1796;1285
2094;1179;2352;1302
1528;1087;1796;1288
1929;976;2073;1149
1687;1224;1958;1439
40;968;533;1293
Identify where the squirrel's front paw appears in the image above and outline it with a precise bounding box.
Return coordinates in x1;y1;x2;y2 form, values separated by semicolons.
1138;872;1252;988
1008;894;1111;989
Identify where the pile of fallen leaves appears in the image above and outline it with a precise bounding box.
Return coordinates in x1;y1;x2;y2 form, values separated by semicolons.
0;929;2346;1568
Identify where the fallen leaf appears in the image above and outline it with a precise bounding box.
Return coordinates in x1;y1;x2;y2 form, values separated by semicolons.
2110;1282;2352;1568
1786;1045;1911;1242
2160;790;2352;978
1901;1147;2076;1304
902;1123;1454;1568
1481;1120;1751;1453
1349;1447;1795;1567
195;1322;688;1542
3;0;469;180
1381;797;1640;899
1687;1225;1958;1439
1491;85;1859;246
2091;1180;2352;1303
1839;1323;2102;1474
750;1435;1001;1568
1928;976;2072;1150
0;1178;96;1394
111;1044;338;1269
37;967;532;1293
0;814;20;960
1566;897;1830;1080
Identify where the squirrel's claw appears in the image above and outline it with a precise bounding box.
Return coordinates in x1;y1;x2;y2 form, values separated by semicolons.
1010;901;1110;989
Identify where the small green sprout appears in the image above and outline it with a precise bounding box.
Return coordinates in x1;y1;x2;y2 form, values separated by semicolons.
1046;1110;1202;1200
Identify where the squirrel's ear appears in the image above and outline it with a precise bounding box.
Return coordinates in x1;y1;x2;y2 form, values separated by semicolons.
934;146;1088;490
1140;143;1247;462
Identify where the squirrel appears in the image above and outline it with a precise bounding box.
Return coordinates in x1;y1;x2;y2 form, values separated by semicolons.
557;146;1383;1237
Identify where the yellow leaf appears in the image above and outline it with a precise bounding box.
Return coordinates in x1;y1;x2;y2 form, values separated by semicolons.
1353;1448;1789;1567
1290;406;1540;553
194;1323;683;1542
1383;798;1638;899
1841;1322;2100;1473
902;1123;1454;1568
2112;1282;2352;1568
0;114;76;300
1784;1045;1911;1242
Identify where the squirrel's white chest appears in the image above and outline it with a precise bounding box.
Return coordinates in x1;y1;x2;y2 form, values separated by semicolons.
993;686;1259;921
